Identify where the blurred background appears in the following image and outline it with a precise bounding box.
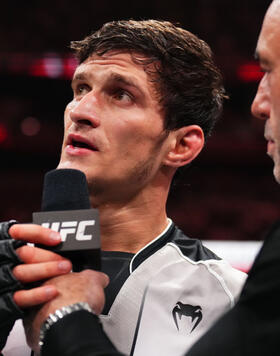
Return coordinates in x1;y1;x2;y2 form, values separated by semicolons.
0;0;277;243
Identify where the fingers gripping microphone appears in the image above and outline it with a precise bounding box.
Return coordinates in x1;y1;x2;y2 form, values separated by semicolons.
33;169;101;272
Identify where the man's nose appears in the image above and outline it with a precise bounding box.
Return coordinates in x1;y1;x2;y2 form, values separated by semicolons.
69;93;100;127
251;77;270;120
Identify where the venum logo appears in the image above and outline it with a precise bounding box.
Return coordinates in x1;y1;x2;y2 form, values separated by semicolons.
41;220;95;241
172;302;203;333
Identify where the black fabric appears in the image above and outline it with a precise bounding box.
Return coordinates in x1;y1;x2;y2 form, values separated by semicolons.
186;220;280;356
100;223;176;315
100;223;221;315
0;221;26;350
172;228;220;262
41;310;123;356
132;224;220;272
0;220;18;241
130;223;176;271
0;239;25;296
101;251;133;315
0;240;24;266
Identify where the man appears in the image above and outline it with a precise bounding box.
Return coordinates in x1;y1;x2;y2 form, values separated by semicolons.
0;20;246;356
15;2;280;356
187;0;280;354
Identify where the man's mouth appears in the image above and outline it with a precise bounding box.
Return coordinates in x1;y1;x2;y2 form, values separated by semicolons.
66;134;98;152
71;139;94;150
266;138;275;157
264;133;274;142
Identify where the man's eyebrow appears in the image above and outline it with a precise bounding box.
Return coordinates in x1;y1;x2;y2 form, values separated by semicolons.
107;73;143;91
71;71;147;99
72;71;143;88
106;72;147;99
72;72;86;83
254;50;271;67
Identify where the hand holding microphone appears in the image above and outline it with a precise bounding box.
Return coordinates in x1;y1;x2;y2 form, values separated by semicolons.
0;169;103;351
0;220;70;350
12;168;101;305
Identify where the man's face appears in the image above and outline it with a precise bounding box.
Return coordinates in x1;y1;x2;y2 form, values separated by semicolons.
58;52;171;203
251;0;280;183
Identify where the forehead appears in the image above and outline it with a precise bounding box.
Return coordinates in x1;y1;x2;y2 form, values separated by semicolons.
257;1;280;61
73;51;151;83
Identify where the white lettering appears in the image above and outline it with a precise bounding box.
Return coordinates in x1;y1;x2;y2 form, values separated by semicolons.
76;220;95;241
60;221;77;241
41;222;60;231
40;220;95;241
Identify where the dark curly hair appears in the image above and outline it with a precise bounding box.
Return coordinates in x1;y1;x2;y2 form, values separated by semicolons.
70;19;226;139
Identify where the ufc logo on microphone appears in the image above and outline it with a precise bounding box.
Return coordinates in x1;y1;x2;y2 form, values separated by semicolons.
41;220;95;241
33;209;100;251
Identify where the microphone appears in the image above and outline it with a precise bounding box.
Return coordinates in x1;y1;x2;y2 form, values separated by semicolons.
33;169;101;272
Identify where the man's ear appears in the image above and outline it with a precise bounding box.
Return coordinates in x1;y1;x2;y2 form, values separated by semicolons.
163;125;204;168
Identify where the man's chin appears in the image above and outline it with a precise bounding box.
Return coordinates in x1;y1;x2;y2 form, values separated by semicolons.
57;161;86;174
57;161;67;169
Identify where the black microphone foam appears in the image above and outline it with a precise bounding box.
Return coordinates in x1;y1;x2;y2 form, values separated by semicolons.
41;169;91;211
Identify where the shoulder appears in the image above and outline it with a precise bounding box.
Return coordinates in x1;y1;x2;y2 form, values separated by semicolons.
167;227;247;302
170;226;221;261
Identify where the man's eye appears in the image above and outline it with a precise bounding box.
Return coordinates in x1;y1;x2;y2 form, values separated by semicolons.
75;84;90;96
113;89;133;103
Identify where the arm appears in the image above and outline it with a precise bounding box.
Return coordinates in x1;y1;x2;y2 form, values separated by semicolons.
0;220;25;350
22;270;121;356
1;222;120;355
41;309;124;356
0;221;72;349
186;221;280;356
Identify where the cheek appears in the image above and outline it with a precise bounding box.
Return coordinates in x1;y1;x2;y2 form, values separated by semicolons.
273;94;280;119
271;73;280;112
114;113;164;143
112;127;156;155
63;104;73;130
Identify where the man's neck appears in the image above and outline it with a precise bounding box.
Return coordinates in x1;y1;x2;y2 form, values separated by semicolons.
89;167;175;253
96;190;169;253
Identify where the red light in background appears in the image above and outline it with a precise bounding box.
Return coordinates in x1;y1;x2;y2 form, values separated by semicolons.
237;62;264;82
0;124;8;143
43;56;63;78
63;56;78;79
29;56;63;78
29;58;47;77
29;54;77;79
